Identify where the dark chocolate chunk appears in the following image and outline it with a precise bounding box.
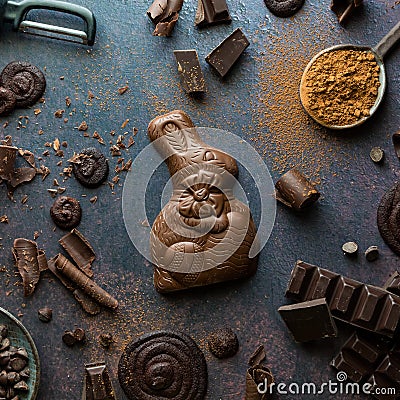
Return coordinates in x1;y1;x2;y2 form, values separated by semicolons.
0;146;18;181
0;62;46;108
37;307;52;323
207;327;239;359
71;148;109;188
174;50;206;94
205;28;250;78
0;87;16;115
50;196;82;230
342;241;358;256
8;167;36;188
370;147;384;163
59;229;95;277
99;333;113;349
285;260;400;337
82;361;116;400
393;132;400;159
73;328;86;342
365;245;379;261
331;0;363;24
263;0;305;18
153;14;179;36
118;331;208;400
377;182;400;255
278;298;337;342
275;168;320;210
383;272;400;296
195;0;231;27
147;0;183;36
245;345;274;400
62;331;77;347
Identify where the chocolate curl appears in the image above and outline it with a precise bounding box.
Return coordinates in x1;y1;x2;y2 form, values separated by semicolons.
12;238;47;296
275;168;320;210
54;254;118;309
48;255;101;315
147;0;183;36
59;229;95;278
82;361;116;400
245;345;274;400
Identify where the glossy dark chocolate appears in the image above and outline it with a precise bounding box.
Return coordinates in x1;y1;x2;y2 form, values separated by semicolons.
285;261;400;337
82;362;116;400
278;298;337;342
331;0;363;24
174;50;206;94
195;0;231;27
205;28;250;78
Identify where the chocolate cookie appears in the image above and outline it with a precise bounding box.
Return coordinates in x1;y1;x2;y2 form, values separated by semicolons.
118;331;207;400
72;148;109;188
0;61;46;107
0;87;16;115
207;327;239;359
263;0;305;17
50;196;82;230
377;182;400;255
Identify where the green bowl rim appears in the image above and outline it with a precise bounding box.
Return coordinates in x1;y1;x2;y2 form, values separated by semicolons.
0;306;41;400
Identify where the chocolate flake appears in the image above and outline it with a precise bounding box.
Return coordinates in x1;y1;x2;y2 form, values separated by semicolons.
147;0;183;36
118;86;129;95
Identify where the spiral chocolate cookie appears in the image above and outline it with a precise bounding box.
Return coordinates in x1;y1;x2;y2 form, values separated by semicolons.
118;331;208;400
377;182;400;255
72;147;109;188
50;196;82;230
0;61;46;107
0;87;16;115
263;0;305;17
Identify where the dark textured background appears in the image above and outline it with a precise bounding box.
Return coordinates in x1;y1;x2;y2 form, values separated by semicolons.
0;0;400;399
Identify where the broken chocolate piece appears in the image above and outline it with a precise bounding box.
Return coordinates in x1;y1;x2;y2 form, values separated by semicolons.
245;345;274;400
174;50;206;94
195;0;231;27
37;307;52;323
342;241;358;256
12;238;47;296
59;229;95;278
99;333;113;349
275;168;320;210
0;145;18;181
50;196;82;230
370;147;384;163
383;272;400;296
8;167;36;188
285;260;400;337
0;87;16;115
278;298;337;342
205;28;250;78
331;0;363;24
118;331;207;400
365;245;379;261
147;0;183;36
53;254;118;309
82;361;117;400
207;327;239;359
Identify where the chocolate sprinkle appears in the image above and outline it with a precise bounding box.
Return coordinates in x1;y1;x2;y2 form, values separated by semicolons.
50;196;82;230
118;331;207;400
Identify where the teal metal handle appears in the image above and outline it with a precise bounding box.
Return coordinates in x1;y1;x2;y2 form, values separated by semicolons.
4;0;96;45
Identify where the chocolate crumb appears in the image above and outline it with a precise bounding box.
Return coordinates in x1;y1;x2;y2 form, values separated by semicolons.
99;333;113;348
118;86;129;95
38;307;52;322
78;121;88;131
54;109;64;118
0;215;8;224
62;331;76;347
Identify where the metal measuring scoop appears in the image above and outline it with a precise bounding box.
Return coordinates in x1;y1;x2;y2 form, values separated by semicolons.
300;21;400;130
0;0;96;45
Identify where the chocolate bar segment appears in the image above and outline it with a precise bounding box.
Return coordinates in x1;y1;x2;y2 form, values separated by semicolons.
205;28;250;78
174;50;206;94
286;261;400;337
278;298;337;342
195;0;231;27
82;361;116;400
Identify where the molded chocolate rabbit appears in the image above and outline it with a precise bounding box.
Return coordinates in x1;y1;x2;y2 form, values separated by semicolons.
148;110;258;292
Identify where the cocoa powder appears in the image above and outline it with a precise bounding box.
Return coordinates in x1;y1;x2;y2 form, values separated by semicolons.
301;49;381;127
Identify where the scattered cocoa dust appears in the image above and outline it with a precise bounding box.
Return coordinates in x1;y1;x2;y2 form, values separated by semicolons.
301;49;380;127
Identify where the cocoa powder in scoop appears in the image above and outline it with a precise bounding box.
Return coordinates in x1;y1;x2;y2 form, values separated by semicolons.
301;49;380;127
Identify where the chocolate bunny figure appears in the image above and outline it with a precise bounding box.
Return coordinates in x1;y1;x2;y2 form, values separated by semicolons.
148;110;258;292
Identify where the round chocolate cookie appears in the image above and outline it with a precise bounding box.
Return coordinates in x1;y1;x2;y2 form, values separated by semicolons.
0;61;46;107
72;147;109;188
207;327;239;359
118;331;207;400
377;182;400;255
263;0;305;17
50;196;82;230
0;87;16;115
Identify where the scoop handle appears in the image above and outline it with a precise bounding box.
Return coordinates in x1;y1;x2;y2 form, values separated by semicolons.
373;20;400;59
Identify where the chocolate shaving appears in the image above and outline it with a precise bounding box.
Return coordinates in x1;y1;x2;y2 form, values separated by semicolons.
82;361;117;400
48;255;101;315
245;345;274;400
147;0;183;36
275;167;320;210
12;238;47;296
18;149;35;168
59;229;95;277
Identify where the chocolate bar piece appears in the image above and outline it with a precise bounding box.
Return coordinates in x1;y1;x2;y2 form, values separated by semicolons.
174;50;206;94
147;0;183;36
383;272;400;296
285;261;400;337
82;361;116;400
195;0;231;27
331;0;363;24
278;298;337;342
205;28;250;78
